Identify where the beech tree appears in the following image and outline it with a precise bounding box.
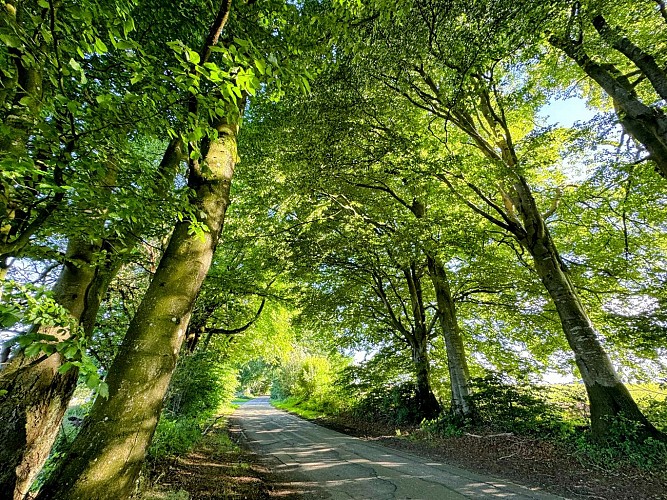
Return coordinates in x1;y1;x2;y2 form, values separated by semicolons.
331;0;664;439
32;0;313;498
0;1;190;493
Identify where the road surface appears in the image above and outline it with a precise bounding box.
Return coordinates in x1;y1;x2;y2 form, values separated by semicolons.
230;397;565;499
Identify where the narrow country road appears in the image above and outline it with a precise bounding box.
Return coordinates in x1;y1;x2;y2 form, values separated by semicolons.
230;397;566;500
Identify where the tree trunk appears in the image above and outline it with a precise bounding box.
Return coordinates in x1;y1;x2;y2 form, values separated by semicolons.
0;238;97;500
35;122;238;500
402;263;441;421
0;138;183;498
591;15;667;102
512;176;662;440
410;337;441;421
426;255;473;420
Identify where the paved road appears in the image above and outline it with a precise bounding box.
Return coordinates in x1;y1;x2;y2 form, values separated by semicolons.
230;397;566;500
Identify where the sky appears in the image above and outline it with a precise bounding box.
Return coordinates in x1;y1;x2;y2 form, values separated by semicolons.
538;95;592;128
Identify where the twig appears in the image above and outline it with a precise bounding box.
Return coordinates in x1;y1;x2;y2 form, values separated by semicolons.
464;432;514;438
202;415;223;436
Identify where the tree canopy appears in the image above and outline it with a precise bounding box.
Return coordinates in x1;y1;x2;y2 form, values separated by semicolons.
1;1;667;498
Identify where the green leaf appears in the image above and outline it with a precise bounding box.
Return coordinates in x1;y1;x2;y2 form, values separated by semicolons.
255;58;266;75
85;372;101;390
58;362;75;374
0;34;21;48
123;17;135;37
24;343;43;357
69;58;81;72
94;38;108;54
187;50;200;65
96;94;113;104
97;382;109;399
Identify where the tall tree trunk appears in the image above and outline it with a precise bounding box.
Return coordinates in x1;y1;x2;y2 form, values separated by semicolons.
35;121;238;500
0;238;97;500
402;263;441;420
511;176;662;440
426;255;473;420
0;138;183;498
409;336;440;421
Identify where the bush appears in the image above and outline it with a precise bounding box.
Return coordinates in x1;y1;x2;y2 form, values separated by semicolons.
573;414;667;469
464;373;574;438
148;417;203;460
352;382;425;427
271;355;334;402
148;350;238;461
640;397;667;433
421;413;465;438
164;351;238;419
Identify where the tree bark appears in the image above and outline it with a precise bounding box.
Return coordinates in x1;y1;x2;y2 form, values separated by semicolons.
511;175;662;440
426;255;473;420
430;75;662;439
35;121;238;500
0;136;183;498
0;237;97;500
409;337;441;421
592;14;667;102
402;263;441;421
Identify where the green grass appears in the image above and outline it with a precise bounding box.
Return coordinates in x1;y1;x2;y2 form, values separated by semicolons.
271;397;327;419
231;395;254;406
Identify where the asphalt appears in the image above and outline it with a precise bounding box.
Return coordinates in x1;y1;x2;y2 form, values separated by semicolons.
230;397;567;500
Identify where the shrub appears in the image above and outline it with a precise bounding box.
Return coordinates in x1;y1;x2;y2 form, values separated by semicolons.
148;417;203;460
465;373;573;438
573;413;667;469
421;413;465;438
352;382;425;427
148;350;238;461
640;397;667;433
164;351;238;419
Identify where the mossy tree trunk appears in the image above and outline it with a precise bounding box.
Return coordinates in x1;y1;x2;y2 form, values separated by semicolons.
35;121;239;500
409;337;441;421
0;237;98;500
371;259;440;421
0;138;183;498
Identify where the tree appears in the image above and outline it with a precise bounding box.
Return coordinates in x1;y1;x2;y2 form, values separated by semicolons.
334;0;663;439
35;0;311;497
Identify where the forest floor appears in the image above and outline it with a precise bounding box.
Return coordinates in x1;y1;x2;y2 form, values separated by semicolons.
143;409;667;500
141;421;301;500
